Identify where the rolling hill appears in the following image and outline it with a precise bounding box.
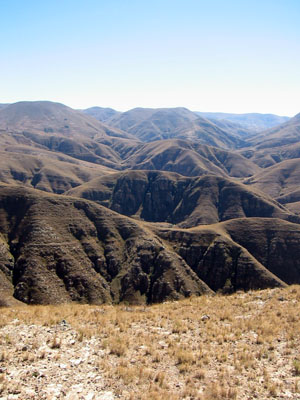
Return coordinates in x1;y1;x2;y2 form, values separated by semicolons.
83;106;121;122
247;112;300;150
0;147;113;193
107;107;247;148
0;101;129;140
197;112;290;132
67;171;296;227
121;139;260;177
107;107;199;141
2;185;299;306
1;99;300;306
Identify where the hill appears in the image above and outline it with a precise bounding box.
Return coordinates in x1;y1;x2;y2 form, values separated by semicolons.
108;107;199;142
83;106;121;122
3;185;300;307
244;159;300;214
247;112;300;150
0;101;129;140
67;171;296;227
121;139;259;178
0;147;113;193
197;112;290;132
0;185;300;304
107;107;247;149
1;99;300;310
0;185;212;305
204;117;252;137
167;117;245;149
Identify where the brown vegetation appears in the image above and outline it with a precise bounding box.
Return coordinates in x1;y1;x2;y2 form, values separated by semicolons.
0;286;299;399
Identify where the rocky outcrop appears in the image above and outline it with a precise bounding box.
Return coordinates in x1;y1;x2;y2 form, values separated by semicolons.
155;226;286;293
223;218;300;285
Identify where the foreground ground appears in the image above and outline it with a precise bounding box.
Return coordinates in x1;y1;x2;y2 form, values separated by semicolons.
0;286;300;399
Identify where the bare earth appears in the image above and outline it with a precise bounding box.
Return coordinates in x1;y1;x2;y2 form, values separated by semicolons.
0;286;300;400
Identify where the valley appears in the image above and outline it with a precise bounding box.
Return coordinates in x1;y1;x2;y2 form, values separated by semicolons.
0;101;299;306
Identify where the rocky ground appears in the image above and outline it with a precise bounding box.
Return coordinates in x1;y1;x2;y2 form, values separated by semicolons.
0;286;300;399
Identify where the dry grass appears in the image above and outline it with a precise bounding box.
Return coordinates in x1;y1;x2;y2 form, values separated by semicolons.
0;285;300;399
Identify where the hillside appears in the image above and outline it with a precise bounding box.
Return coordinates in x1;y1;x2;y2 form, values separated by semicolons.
0;185;212;306
244;159;300;214
4;185;300;307
107;107;247;149
0;286;299;399
204;117;252;137
247;112;300;149
83;106;121;122
121;139;259;178
108;107;199;142
197;112;290;132
67;171;296;227
167;117;245;149
244;158;300;198
1;100;300;308
0;147;113;193
0;101;129;140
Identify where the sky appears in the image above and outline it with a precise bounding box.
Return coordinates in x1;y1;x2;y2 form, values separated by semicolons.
1;0;299;116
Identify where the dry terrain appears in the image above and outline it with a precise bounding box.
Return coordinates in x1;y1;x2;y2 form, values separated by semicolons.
0;286;299;399
1;101;300;305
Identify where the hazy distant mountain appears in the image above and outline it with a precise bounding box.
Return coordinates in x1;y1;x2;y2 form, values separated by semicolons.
239;112;300;168
83;106;121;122
196;112;290;132
207;118;253;137
108;107;199;141
248;112;300;149
0;104;9;110
167;117;246;149
106;107;247;149
0;101;129;140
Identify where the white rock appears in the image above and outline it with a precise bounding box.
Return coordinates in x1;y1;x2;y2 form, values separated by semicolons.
97;392;115;400
70;358;82;366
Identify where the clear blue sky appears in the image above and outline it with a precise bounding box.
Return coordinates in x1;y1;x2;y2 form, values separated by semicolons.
1;0;299;115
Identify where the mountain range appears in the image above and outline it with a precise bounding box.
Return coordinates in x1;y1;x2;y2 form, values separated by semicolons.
0;100;299;306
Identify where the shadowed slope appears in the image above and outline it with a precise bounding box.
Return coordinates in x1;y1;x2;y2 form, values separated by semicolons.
0;185;293;306
67;171;297;227
156;223;286;293
0;185;212;305
223;218;300;285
